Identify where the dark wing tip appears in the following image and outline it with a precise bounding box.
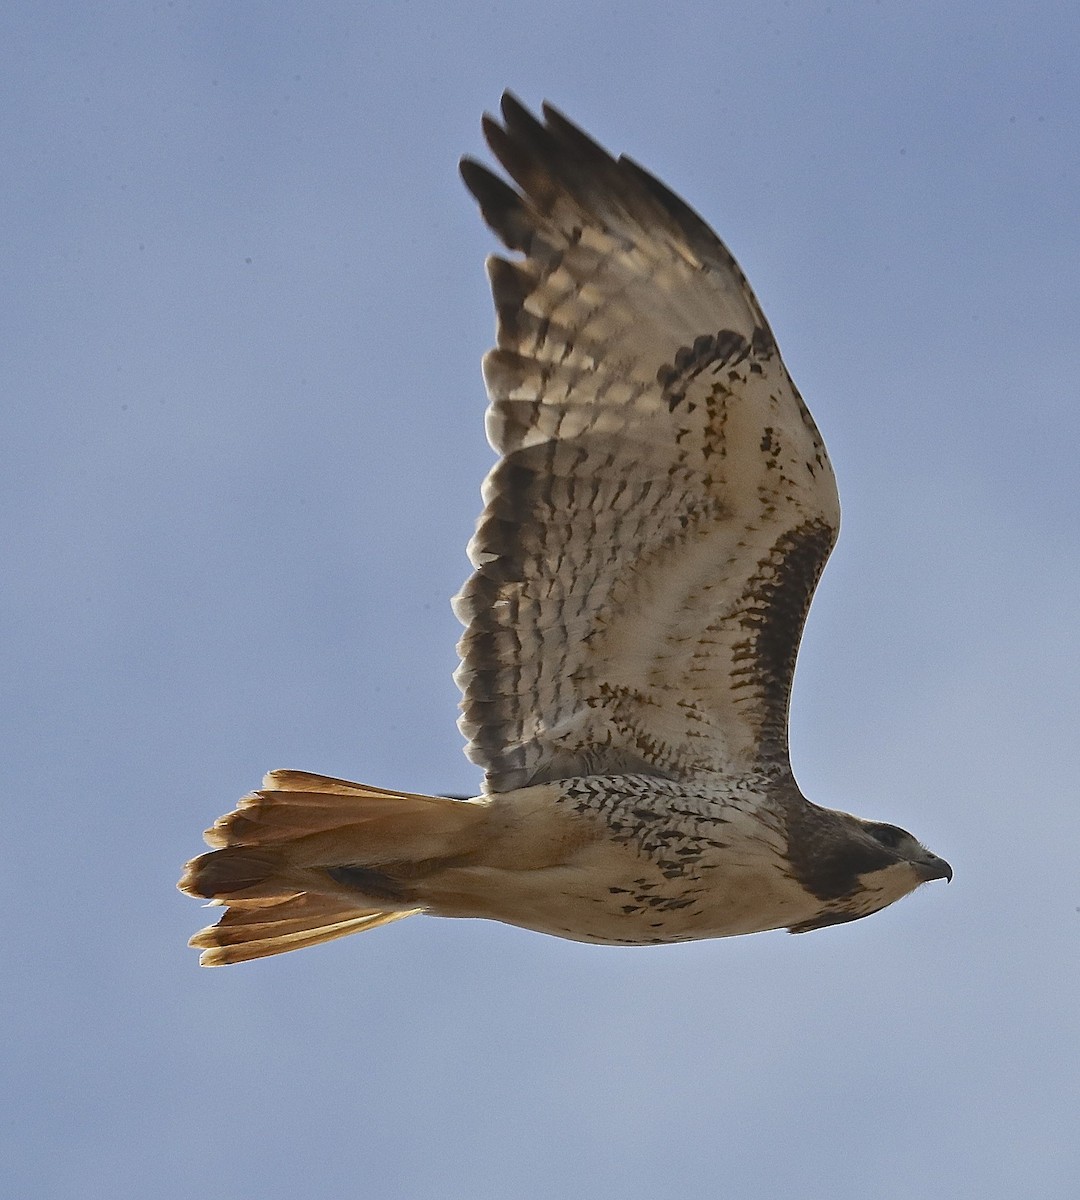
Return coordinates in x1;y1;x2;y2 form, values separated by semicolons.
465;94;732;273
618;155;723;257
458;155;503;201
460;156;533;251
499;90;547;140
499;96;620;203
540;101;617;171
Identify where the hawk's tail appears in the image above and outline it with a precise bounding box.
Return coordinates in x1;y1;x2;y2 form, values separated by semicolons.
178;770;487;966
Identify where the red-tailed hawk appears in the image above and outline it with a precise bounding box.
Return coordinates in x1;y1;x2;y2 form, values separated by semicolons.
180;94;951;965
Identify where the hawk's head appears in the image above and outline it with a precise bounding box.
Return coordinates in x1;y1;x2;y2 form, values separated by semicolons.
786;810;951;933
858;819;953;883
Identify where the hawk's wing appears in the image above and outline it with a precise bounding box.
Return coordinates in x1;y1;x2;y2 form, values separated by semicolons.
454;95;840;795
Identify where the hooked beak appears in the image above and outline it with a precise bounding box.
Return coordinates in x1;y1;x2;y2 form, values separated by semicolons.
918;854;953;884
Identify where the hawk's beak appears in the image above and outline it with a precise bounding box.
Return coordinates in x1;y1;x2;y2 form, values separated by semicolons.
919;855;953;883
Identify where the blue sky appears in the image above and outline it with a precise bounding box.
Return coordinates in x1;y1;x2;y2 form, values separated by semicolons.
4;3;1079;1197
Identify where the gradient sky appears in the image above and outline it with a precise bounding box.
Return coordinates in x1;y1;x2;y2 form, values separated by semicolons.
5;3;1079;1198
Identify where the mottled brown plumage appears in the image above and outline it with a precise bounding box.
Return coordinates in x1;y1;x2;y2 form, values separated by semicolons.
180;95;950;965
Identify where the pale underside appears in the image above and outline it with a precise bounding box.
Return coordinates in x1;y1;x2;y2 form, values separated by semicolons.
179;99;949;967
454;97;841;797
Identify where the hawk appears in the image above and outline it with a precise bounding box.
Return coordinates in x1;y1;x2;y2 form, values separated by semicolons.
180;94;951;965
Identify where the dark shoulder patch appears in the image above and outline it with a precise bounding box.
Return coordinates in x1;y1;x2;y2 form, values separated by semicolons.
782;799;895;902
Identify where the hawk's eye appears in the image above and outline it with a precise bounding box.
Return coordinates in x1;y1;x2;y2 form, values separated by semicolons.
870;823;907;849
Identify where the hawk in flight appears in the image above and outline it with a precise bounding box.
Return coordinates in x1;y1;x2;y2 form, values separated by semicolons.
180;94;951;965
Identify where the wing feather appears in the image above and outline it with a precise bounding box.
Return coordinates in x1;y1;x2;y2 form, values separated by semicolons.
455;94;840;794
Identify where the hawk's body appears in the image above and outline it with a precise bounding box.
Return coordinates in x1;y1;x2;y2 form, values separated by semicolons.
181;96;950;965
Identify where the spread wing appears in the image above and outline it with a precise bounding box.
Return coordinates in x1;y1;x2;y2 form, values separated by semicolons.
453;95;840;795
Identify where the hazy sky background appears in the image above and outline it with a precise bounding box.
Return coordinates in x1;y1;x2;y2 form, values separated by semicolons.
5;3;1079;1197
